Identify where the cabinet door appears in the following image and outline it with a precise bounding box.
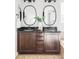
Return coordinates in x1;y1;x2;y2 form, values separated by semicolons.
44;33;60;53
18;32;36;52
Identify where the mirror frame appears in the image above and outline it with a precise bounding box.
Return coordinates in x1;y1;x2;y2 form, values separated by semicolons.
43;5;57;26
23;5;37;26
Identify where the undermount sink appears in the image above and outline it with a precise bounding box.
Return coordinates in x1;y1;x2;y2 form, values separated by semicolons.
17;27;38;32
43;27;57;32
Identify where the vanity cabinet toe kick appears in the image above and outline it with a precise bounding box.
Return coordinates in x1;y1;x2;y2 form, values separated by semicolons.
17;31;60;54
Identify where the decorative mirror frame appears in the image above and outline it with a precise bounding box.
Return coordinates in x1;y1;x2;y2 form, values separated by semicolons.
23;5;37;26
43;5;57;26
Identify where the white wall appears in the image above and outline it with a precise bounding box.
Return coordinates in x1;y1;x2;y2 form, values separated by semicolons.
16;0;64;31
59;2;64;32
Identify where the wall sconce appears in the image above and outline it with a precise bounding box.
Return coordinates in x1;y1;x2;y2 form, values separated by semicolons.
24;0;35;2
45;0;56;3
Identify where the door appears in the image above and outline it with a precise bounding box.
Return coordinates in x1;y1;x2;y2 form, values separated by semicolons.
44;33;60;53
18;32;36;53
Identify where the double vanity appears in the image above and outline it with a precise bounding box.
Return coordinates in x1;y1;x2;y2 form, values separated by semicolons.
15;0;63;55
17;27;61;54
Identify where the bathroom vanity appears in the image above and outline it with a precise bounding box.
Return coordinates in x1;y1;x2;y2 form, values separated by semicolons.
17;27;60;54
16;0;62;54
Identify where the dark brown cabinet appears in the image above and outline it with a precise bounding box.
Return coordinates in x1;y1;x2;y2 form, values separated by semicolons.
17;32;36;53
17;31;60;54
44;33;60;53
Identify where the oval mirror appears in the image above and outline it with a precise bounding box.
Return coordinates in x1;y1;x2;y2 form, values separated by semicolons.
23;5;37;26
43;5;56;26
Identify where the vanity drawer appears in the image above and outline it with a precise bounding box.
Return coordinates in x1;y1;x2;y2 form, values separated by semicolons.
36;45;44;50
36;41;44;45
36;41;44;50
36;33;44;36
36;37;44;40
